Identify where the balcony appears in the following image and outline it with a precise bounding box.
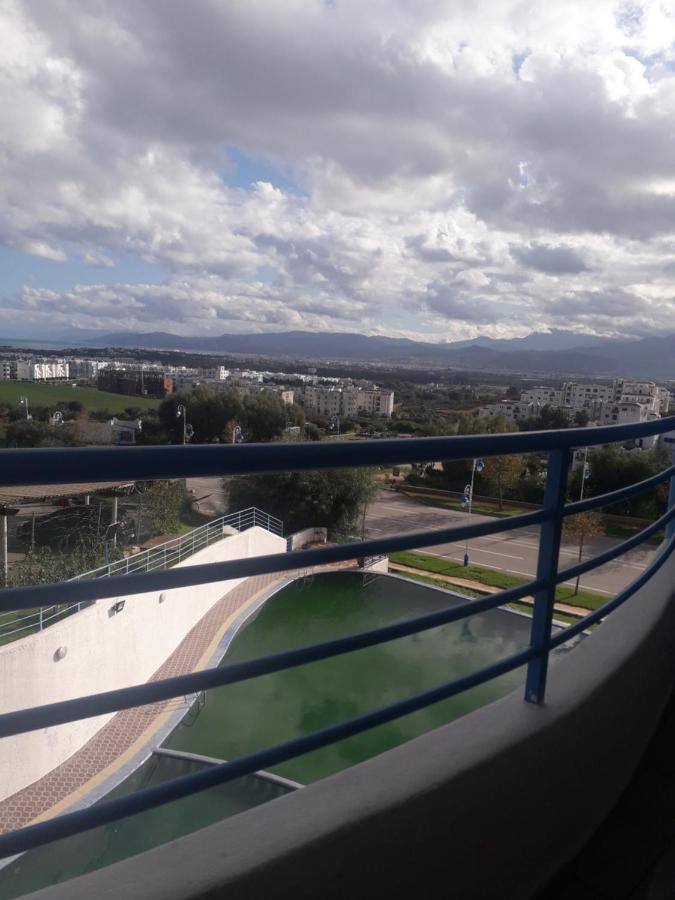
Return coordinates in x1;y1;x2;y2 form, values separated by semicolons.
1;417;675;899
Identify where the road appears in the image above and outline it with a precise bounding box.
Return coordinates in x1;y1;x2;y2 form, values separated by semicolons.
185;477;228;517
365;492;655;596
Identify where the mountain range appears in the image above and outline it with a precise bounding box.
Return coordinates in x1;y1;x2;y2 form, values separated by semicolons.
4;328;674;380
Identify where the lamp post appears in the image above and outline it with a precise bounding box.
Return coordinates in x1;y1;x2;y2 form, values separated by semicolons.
232;425;244;444
463;457;485;566
176;404;192;445
573;446;591;594
19;397;31;421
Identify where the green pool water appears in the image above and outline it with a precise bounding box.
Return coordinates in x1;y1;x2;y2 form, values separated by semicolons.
0;571;573;897
166;571;535;783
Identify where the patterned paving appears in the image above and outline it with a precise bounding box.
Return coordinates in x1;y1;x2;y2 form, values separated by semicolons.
0;571;288;833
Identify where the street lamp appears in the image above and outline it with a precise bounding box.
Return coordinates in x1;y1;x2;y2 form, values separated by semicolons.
176;404;192;444
329;415;340;437
19;397;31;421
232;425;244;444
463;457;485;566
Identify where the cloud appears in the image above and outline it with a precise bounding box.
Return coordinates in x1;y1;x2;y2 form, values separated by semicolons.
513;243;589;274
2;0;675;340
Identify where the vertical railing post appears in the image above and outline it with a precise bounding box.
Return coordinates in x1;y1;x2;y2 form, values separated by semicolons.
39;607;43;631
525;447;570;705
667;447;675;541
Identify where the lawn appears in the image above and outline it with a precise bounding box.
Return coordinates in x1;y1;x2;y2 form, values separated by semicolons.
0;381;160;414
389;550;607;611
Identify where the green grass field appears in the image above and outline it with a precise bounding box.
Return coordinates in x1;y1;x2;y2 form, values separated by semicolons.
0;381;160;414
390;550;606;611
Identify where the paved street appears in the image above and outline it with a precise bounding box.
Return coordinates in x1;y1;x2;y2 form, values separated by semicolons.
185;477;228;517
366;492;655;596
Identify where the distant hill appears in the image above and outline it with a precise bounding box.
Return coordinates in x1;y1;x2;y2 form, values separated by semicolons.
38;327;675;379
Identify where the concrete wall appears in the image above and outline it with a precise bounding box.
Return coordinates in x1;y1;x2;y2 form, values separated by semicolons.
0;527;286;801
35;549;675;900
287;527;328;550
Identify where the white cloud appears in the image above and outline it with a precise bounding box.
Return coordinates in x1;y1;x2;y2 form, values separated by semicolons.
2;0;675;340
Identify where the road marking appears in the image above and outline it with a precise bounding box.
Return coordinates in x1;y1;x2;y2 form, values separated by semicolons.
419;549;615;595
457;547;524;561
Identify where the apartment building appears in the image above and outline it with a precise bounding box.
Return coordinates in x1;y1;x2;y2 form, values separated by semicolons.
15;360;70;381
520;387;563;406
304;386;394;418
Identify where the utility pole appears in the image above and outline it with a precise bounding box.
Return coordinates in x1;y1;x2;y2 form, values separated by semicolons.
0;506;18;586
1;512;7;587
463;458;485;566
574;447;591;594
111;495;119;548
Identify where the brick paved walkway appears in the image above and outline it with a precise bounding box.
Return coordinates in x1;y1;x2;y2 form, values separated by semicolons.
0;571;287;833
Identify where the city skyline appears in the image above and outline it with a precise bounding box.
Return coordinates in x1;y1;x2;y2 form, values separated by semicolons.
3;1;675;343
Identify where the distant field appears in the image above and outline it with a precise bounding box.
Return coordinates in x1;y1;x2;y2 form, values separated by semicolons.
0;381;160;413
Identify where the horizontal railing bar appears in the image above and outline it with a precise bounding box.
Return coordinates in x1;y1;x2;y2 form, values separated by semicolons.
549;534;675;649
0;509;550;612
557;504;675;586
564;464;675;517
0;574;545;738
0;642;537;858
3;417;675;488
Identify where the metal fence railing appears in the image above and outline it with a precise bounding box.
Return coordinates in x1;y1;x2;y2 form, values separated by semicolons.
0;507;283;644
0;416;674;857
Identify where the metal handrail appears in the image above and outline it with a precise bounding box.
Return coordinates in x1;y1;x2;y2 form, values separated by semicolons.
0;416;674;858
0;507;283;642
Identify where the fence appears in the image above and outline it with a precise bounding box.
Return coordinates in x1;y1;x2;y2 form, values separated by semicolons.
0;416;674;858
0;507;282;643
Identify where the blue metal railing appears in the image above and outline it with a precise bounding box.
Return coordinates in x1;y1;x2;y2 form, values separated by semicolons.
1;415;675;857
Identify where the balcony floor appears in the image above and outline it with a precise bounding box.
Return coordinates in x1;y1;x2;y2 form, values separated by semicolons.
539;686;675;899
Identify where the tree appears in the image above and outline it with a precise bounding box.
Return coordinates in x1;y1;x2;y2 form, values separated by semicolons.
573;409;590;428
143;481;185;535
574;445;669;519
453;413;525;510
482;453;525;511
225;468;378;538
240;393;288;443
564;510;604;595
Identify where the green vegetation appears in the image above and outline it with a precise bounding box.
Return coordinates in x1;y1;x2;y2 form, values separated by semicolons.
226;467;378;538
389;550;606;611
412;494;526;518
143;481;186;535
0;381;159;413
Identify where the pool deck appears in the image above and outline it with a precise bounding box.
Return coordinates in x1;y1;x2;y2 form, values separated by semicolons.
0;569;304;836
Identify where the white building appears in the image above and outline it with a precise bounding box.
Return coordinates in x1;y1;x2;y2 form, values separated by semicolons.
304;386;394;418
479;401;537;424
15;360;69;381
68;359;108;380
520;387;563;406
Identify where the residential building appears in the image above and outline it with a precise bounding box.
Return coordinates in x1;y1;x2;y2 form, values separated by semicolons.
520;387;563;406
97;370;173;399
15;359;70;381
303;386;394;418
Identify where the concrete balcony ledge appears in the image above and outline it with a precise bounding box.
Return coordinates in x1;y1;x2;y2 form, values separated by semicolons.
31;551;675;900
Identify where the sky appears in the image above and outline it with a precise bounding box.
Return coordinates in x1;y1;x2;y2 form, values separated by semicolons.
3;0;675;343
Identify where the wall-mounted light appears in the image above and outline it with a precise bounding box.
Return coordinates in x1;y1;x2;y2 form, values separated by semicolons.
54;646;68;661
112;600;125;614
159;592;166;604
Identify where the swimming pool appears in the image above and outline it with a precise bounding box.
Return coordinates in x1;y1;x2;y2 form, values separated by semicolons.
0;571;580;897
